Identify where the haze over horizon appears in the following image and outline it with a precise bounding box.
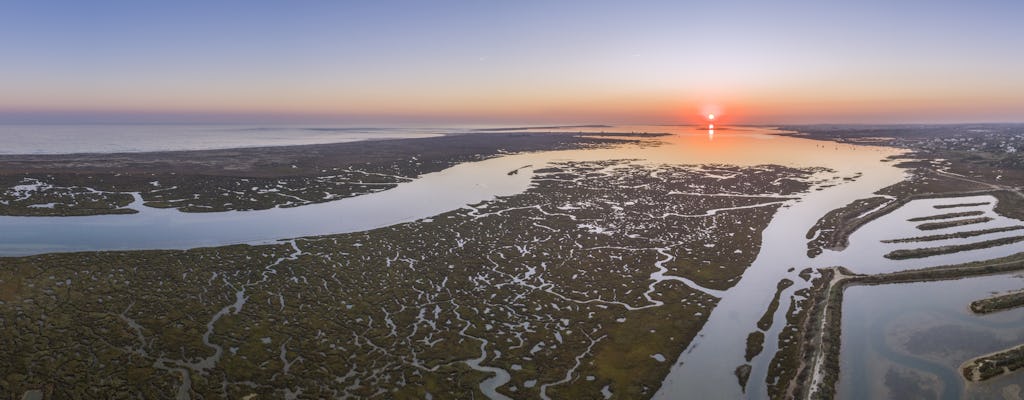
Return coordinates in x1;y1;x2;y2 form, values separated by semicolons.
2;0;1023;125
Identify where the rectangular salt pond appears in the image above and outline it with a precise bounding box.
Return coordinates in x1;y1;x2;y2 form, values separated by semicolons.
840;273;1024;399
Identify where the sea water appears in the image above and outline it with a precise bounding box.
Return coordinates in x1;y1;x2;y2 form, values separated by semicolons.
0;124;448;154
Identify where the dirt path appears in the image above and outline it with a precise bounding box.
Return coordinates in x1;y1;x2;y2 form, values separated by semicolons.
932;169;1024;200
801;255;1024;400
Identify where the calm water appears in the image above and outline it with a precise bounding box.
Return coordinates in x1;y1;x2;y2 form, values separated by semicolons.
820;195;1024;274
7;125;1023;398
0;126;902;256
1;125;908;398
0;124;448;154
840;274;1024;399
831;194;1024;400
653;129;906;400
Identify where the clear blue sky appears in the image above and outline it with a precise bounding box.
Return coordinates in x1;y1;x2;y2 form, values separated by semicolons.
2;0;1022;124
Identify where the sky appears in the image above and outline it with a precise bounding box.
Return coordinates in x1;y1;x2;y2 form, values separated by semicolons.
1;0;1023;125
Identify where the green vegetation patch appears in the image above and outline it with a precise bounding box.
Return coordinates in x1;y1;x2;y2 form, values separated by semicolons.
0;160;821;399
757;279;794;331
916;216;993;231
745;331;765;362
934;202;990;209
885;235;1024;260
962;344;1024;382
881;225;1024;244
970;290;1024;314
805;196;890;257
0;132;654;215
906;210;984;222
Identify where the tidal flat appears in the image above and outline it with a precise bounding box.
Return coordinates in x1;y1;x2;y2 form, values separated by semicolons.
0;131;653;215
0;159;820;398
6;124;1024;399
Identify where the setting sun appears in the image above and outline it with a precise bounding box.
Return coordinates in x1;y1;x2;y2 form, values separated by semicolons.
1;2;1023;399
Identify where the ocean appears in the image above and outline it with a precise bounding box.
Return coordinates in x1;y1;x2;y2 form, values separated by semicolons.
0;124;454;155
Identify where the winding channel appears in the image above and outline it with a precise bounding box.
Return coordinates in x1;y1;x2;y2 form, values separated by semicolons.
0;127;901;259
0;126;912;398
653;140;906;399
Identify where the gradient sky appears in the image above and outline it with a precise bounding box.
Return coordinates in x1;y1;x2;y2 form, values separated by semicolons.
2;0;1023;124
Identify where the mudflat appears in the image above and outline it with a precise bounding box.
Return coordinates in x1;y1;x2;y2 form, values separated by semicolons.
0;131;660;215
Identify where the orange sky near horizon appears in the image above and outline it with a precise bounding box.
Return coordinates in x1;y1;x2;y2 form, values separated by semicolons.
2;1;1023;125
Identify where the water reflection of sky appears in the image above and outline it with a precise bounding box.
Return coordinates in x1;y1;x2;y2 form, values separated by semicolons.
841;274;1024;400
820;195;1024;274
0;126;905;256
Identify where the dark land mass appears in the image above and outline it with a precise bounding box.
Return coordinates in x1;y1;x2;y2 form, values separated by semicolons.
796;124;1024;258
962;345;1024;382
745;331;765;362
884;235;1024;260
934;201;990;209
789;126;1024;399
800;252;1024;399
0;160;821;399
881;225;1024;244
916;216;994;231
804;196;890;257
6;124;1024;398
473;125;613;131
970;290;1024;314
700;125;1024;399
735;364;752;392
906;210;984;222
765;270;833;400
757;279;794;331
781;124;1024;207
0;131;662;216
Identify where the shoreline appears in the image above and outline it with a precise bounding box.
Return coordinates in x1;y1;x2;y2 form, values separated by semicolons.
807;188;1023;257
0;130;663;174
0;159;819;398
793;132;1024;396
4;124;1021;397
0;130;665;215
0;131;449;157
800;252;1024;399
961;344;1024;382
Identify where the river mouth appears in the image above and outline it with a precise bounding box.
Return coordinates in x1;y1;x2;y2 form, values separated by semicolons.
651;129;907;399
2;125;916;398
0;126;903;257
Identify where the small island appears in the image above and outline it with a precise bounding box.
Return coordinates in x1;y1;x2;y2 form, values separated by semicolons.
970;290;1024;314
962;345;1024;382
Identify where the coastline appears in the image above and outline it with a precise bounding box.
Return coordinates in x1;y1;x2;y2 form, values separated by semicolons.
4;124;1023;398
800;253;1024;399
0;158;818;398
0;130;665;215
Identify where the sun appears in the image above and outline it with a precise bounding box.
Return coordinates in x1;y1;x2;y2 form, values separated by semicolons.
707;113;715;121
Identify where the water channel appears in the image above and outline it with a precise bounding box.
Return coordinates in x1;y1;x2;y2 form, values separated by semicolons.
840;274;1024;399
17;126;996;399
